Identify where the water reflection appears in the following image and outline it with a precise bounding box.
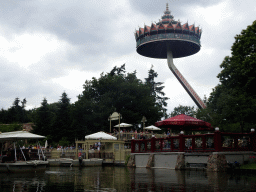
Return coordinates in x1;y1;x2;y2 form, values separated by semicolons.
0;167;256;191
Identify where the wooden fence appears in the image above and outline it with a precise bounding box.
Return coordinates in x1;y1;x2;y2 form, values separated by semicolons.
131;130;256;153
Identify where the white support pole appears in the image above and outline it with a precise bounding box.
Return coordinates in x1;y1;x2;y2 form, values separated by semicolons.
20;147;26;161
110;117;111;133
14;142;17;162
1;142;3;156
119;114;121;140
167;44;206;109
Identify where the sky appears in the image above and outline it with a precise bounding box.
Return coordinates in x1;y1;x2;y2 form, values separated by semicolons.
0;0;256;115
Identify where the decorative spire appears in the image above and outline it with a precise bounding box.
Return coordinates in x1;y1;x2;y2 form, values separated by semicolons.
161;3;173;23
164;3;171;15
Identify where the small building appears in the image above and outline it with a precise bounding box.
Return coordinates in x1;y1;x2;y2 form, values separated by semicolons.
75;131;131;165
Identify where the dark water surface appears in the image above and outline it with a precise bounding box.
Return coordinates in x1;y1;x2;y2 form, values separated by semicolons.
0;166;256;191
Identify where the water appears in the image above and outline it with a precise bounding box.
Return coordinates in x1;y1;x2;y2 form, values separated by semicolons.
0;166;256;191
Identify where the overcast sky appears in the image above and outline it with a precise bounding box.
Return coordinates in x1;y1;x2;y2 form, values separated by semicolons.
0;0;255;115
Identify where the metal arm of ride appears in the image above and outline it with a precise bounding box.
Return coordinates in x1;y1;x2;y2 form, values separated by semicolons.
167;44;206;109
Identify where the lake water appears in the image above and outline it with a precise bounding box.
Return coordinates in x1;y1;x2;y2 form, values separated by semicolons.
0;166;256;191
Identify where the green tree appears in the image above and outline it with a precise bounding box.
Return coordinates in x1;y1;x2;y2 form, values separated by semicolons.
7;98;24;123
33;98;54;139
170;105;196;117
72;64;166;136
0;108;8;123
145;65;169;118
0;98;32;124
0;123;22;132
207;20;256;132
52;92;72;142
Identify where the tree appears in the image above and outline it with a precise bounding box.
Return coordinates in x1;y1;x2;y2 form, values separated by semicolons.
0;108;8;123
0;97;31;125
207;20;256;132
33;98;53;138
0;123;22;132
72;64;166;136
52;92;72;142
7;97;27;123
170;105;196;117
145;65;169;118
21;98;27;108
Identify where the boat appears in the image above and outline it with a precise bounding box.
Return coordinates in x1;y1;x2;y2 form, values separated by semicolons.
81;158;103;167
0;160;48;173
0;130;48;173
47;158;103;167
48;158;73;167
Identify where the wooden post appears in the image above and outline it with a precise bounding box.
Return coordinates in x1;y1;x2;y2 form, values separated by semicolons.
192;137;195;151
110;119;111;133
151;137;156;152
75;142;78;159
179;131;184;152
234;136;238;150
170;138;174;151
131;139;135;153
250;129;256;151
119;114;120;140
202;135;206;151
86;141;89;159
214;127;222;152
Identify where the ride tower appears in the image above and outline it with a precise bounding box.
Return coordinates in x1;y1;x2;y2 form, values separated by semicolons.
135;4;206;109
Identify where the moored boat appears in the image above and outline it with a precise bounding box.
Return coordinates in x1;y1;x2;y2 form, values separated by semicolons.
0;160;48;173
47;158;103;167
0;130;48;173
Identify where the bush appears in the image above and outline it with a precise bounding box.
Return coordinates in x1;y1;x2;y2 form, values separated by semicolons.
59;137;70;147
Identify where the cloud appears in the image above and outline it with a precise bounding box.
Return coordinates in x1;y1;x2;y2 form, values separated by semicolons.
0;0;255;115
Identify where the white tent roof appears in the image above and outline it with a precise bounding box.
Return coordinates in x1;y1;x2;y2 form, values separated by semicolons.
0;130;45;141
114;123;132;128
85;131;117;140
145;125;161;131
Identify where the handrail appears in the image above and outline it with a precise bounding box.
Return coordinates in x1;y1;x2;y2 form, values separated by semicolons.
131;131;256;153
114;132;168;140
136;33;200;47
19;146;26;161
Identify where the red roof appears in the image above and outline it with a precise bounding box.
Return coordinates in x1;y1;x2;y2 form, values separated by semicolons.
134;4;202;40
158;23;165;30
155;114;213;131
139;28;144;35
182;23;189;30
150;23;157;31
166;23;174;29
144;26;150;33
189;24;195;31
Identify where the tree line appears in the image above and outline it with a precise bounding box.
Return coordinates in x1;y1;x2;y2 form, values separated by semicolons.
0;65;168;145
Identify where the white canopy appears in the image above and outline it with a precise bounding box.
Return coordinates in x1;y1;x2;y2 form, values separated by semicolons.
85;131;117;140
144;125;161;131
0;130;45;141
114;123;132;128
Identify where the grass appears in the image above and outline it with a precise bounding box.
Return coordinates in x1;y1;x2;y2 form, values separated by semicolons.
239;163;256;169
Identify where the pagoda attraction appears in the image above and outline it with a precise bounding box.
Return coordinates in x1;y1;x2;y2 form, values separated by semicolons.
135;4;206;109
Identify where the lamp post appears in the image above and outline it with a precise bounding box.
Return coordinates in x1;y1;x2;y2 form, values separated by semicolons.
141;116;147;132
108;112;121;133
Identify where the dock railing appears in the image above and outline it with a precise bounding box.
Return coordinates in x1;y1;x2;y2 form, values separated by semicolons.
131;129;256;153
114;132;166;140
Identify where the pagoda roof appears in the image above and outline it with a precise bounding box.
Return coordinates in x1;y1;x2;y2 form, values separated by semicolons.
144;25;151;33
135;3;202;39
158;23;166;30
155;114;213;130
182;23;189;30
